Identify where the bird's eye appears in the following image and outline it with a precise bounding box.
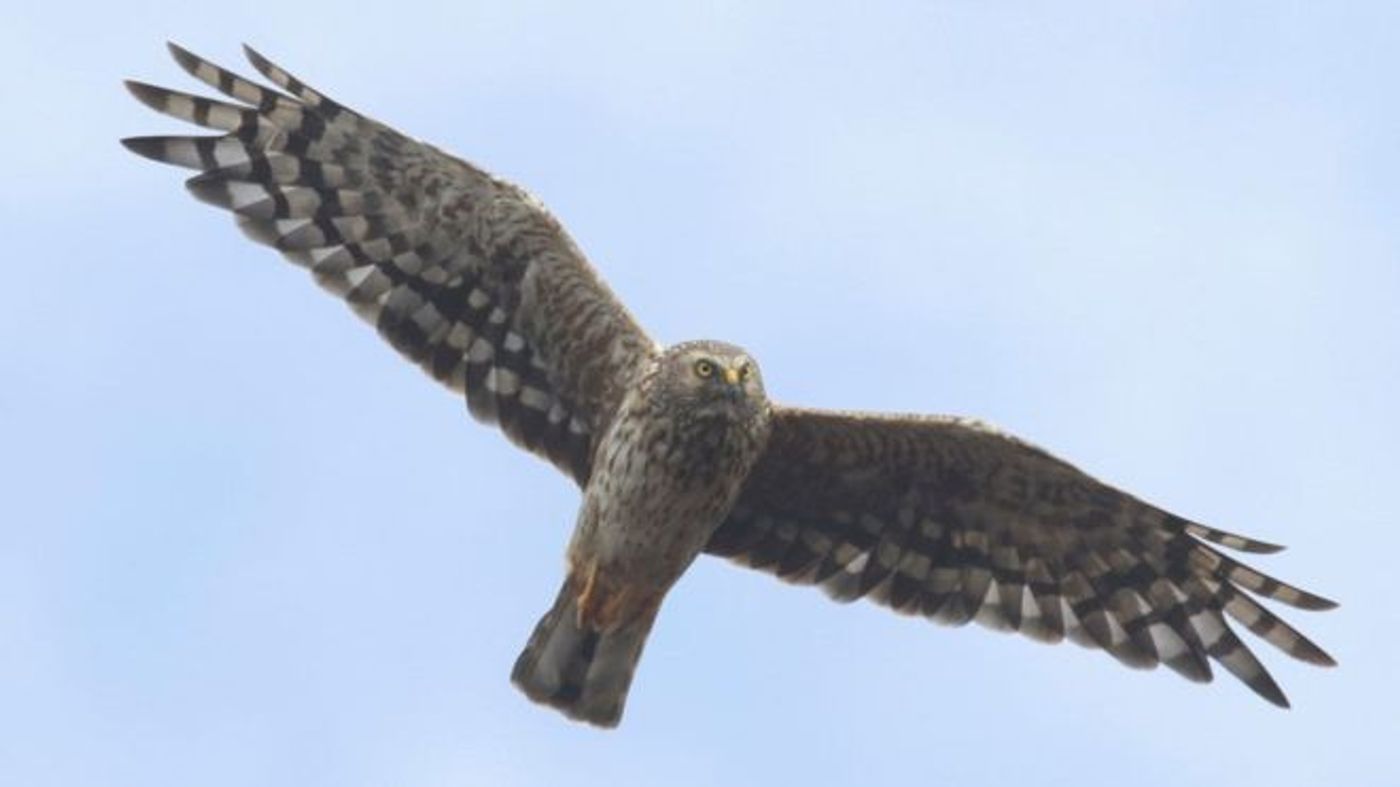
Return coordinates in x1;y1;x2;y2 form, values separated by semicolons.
737;362;752;381
694;359;715;378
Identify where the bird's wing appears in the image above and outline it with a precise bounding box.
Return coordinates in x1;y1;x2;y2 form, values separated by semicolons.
707;405;1336;706
123;44;658;484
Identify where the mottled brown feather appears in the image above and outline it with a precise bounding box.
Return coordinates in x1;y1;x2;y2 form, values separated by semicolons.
708;406;1337;707
123;43;658;484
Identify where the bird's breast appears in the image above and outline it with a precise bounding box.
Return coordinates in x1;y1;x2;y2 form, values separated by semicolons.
572;408;765;584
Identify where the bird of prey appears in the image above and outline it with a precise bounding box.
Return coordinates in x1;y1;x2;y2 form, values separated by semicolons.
123;43;1336;728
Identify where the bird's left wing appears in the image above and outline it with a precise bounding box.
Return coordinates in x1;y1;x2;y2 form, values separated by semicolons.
706;406;1336;706
124;44;658;484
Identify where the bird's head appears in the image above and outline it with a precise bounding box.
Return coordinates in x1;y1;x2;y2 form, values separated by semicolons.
659;340;768;418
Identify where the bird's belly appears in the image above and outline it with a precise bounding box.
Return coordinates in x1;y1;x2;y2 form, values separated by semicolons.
570;442;741;594
588;480;731;588
564;404;763;613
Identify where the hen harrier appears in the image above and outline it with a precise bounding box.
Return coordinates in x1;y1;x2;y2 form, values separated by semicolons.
123;44;1335;727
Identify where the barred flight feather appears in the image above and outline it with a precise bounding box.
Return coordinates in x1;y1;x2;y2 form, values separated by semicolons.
707;406;1337;708
124;43;659;485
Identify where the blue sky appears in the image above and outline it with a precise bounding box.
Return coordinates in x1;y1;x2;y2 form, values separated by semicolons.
3;2;1397;785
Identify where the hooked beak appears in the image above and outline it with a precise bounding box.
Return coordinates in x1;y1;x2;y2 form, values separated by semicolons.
723;366;741;385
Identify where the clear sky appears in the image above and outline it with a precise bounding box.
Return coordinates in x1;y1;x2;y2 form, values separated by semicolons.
3;3;1396;785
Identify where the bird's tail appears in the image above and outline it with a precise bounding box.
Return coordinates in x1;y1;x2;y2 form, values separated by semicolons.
510;578;659;728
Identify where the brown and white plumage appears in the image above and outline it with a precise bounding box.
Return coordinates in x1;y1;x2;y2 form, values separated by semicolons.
513;341;772;725
708;409;1335;707
124;44;1335;727
124;43;655;484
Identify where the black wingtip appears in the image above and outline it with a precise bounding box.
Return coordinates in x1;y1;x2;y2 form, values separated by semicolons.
1247;540;1286;555
1251;670;1291;710
184;172;231;209
166;41;200;71
123;80;168;112
242;43;271;72
1297;593;1340;612
120;135;167;162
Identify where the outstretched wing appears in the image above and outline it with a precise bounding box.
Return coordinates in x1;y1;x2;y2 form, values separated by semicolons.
707;406;1336;706
123;44;657;484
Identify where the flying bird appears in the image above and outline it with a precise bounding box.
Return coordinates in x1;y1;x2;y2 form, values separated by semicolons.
123;43;1336;728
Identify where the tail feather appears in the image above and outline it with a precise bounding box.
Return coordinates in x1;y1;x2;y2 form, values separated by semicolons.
511;581;657;728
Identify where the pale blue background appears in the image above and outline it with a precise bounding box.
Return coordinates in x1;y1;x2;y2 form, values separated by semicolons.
2;3;1395;785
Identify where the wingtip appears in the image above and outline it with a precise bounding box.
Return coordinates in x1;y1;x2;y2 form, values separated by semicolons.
166;41;197;67
120;135;166;161
1253;672;1291;710
1299;593;1340;612
184;172;230;208
1248;540;1286;555
123;80;166;111
242;43;270;70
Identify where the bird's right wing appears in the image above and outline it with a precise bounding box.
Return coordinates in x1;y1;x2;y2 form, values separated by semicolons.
707;406;1336;706
123;44;658;484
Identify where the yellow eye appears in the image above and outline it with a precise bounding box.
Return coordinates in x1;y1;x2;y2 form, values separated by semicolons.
737;362;752;381
694;359;716;378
